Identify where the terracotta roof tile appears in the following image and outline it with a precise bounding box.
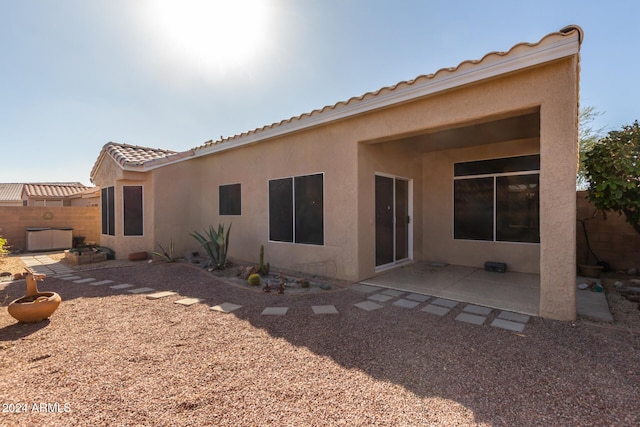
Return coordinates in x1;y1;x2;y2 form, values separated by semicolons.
104;142;178;167
23;183;90;198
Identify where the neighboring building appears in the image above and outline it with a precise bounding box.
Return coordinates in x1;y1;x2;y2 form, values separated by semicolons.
0;183;99;207
90;26;583;320
0;183;24;206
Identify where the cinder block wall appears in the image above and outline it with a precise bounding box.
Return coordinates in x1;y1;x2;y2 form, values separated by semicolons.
577;191;640;270
0;206;100;252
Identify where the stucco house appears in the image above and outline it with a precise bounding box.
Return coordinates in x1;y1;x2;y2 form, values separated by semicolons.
0;182;98;206
90;26;582;320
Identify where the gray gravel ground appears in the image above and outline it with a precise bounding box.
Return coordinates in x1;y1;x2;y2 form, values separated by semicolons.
1;262;639;426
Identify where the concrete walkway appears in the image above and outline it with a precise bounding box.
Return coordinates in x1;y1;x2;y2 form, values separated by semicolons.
16;255;614;331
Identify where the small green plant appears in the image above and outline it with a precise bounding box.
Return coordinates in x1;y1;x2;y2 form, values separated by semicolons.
258;244;270;275
190;223;232;269
152;239;175;262
248;273;261;286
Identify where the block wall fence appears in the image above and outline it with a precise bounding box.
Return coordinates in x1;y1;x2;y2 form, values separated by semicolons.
0;206;100;252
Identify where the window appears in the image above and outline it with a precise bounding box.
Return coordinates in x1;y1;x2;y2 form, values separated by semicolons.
454;155;539;243
219;183;241;215
123;186;143;236
269;173;323;245
101;186;115;236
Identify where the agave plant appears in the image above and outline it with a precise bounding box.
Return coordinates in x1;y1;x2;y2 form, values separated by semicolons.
152;238;175;262
190;223;232;269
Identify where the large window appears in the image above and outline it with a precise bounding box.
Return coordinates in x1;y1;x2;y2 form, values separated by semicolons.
123;186;143;236
101;186;115;236
454;155;539;243
269;173;324;245
219;183;241;215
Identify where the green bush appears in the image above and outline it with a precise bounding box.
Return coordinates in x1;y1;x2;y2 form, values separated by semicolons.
0;237;8;258
248;273;261;286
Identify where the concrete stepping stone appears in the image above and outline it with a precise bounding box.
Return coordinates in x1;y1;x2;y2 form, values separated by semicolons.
59;276;82;281
455;312;486;326
211;303;242;313
422;304;451;316
110;284;134;290
174;298;204;306
381;289;405;297
128;287;155;294
491;318;526;332
73;278;96;284
431;298;459;309
354;301;383;311
351;284;382;293
312;305;338;315
406;293;430;302
368;293;394;303
261;307;288;315
90;280;114;286
498;311;531;323
463;304;493;316
393;299;420;309
146;291;178;300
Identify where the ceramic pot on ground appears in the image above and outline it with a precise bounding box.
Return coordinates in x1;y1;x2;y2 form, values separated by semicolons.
578;264;604;278
7;271;61;323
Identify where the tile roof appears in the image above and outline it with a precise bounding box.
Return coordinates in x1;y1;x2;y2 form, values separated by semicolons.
23;183;90;198
0;183;24;201
194;25;583;155
90;142;182;181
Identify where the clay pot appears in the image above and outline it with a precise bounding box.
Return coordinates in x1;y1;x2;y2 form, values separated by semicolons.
7;271;61;323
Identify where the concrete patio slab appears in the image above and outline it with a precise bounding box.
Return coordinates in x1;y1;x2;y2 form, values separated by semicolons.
393;299;420;309
498;311;531;323
211;303;243;313
491;318;526;332
174;298;204;306
421;304;450;316
463;304;493;316
146;291;178;300
262;307;289;315
368;293;394;303
576;290;614;323
455;312;486;326
312;305;339;314
354;301;384;311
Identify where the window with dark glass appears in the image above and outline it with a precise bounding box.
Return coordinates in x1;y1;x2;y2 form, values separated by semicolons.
123;186;143;236
219;183;241;215
269;173;323;245
101;186;115;236
453;155;539;243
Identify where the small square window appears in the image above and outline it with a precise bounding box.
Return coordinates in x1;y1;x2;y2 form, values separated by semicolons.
219;183;241;215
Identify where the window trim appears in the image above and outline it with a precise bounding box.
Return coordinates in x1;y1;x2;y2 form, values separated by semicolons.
452;155;540;245
268;172;325;246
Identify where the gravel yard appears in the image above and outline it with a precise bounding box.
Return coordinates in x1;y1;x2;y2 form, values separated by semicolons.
1;258;639;426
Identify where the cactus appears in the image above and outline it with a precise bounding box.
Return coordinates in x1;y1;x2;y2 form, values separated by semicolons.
258;245;270;275
248;273;261;286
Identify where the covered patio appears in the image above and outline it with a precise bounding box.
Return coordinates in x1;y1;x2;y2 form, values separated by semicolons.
361;262;540;316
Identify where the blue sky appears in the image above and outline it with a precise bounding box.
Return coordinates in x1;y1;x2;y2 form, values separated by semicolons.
1;0;638;184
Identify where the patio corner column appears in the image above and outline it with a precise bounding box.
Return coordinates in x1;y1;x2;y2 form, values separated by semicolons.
538;63;579;321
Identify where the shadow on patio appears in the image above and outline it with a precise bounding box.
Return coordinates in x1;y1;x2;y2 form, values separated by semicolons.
360;262;540;316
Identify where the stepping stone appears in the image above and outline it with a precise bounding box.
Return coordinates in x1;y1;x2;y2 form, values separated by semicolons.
368;293;393;303
59;276;82;281
393;299;420;309
354;301;383;311
210;302;242;313
54;274;74;279
498;311;531;323
73;278;96;284
90;280;114;286
406;293;430;302
146;291;178;300
128;287;155;294
174;298;204;306
381;289;405;297
261;307;288;315
491;318;526;332
110;284;134;290
431;298;459;309
455;312;486;326
463;304;493;316
312;305;338;315
422;304;451;316
351;284;382;293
